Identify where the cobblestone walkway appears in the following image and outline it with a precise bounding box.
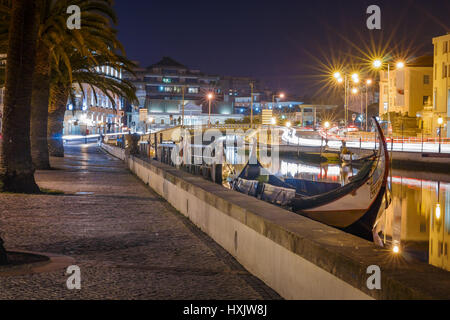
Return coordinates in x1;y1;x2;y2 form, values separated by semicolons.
0;144;280;300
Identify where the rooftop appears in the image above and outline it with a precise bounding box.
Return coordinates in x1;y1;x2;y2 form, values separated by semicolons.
147;57;187;70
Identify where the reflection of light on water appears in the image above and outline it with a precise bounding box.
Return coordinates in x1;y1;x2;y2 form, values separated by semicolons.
436;204;441;220
390;177;450;191
376;175;450;272
280;161;342;179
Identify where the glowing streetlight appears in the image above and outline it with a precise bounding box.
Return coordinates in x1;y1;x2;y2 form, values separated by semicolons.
286;121;291;128
396;61;405;69
337;77;344;83
272;92;285;111
392;245;400;254
271;117;277;125
324;121;330;129
373;59;382;69
207;93;214;127
366;79;372;85
372;58;407;132
333;72;341;79
351;87;359;94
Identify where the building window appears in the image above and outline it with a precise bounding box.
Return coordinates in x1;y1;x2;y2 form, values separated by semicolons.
188;87;199;94
435;64;438;80
423;96;431;106
162;78;172;83
444;41;448;54
443;63;448;79
423;75;430;84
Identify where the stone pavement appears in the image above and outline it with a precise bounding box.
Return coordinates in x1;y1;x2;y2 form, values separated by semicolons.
0;144;281;300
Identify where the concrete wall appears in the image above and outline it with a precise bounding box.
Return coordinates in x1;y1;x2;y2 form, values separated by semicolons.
102;144;450;300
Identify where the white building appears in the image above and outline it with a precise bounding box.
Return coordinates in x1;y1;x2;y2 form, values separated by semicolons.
64;66;125;135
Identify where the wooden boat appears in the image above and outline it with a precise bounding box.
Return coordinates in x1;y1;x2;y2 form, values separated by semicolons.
233;117;389;240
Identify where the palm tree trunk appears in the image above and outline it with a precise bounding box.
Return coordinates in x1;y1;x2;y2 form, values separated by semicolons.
30;40;51;169
0;0;40;193
0;0;41;264
48;82;69;157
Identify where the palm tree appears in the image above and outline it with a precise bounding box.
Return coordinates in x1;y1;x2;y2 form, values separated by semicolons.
0;0;41;264
30;0;123;169
48;52;137;157
0;0;41;192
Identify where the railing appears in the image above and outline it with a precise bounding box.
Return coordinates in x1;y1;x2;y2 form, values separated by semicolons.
281;128;450;155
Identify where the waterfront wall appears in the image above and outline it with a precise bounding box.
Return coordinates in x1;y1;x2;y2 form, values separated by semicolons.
102;143;450;300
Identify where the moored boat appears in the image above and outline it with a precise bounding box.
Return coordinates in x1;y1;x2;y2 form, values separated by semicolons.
233;117;390;240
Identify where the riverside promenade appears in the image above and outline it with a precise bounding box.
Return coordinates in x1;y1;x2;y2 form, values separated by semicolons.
0;144;280;299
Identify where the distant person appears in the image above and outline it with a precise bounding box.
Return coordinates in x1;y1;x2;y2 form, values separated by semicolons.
340;141;350;155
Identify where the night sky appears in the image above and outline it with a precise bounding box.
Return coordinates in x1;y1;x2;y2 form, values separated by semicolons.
114;0;449;97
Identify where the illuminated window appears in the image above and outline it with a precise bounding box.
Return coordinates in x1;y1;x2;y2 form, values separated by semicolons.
188;87;199;94
423;96;431;106
162;78;172;83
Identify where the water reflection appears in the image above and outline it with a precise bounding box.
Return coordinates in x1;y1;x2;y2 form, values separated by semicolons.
376;177;450;271
226;146;450;272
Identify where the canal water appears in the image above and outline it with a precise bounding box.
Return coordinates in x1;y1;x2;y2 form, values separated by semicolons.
224;147;450;272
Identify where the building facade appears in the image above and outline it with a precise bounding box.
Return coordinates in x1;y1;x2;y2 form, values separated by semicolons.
124;57;245;132
64;66;125;135
432;33;450;138
378;56;434;134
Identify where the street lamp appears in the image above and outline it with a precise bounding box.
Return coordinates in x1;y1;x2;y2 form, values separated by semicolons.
373;58;406;133
286;121;291;128
272;92;285;110
271;117;277;125
334;70;361;130
207;93;214;128
438;116;443;153
364;79;372;131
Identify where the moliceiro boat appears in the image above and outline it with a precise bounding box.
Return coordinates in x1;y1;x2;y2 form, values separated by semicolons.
233;118;390;240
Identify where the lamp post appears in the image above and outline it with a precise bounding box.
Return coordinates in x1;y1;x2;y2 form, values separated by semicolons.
272;92;285;111
438;116;443;153
373;59;405;134
365;79;372;131
207;93;214;128
250;82;254;128
181;85;185;128
334;71;360;130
